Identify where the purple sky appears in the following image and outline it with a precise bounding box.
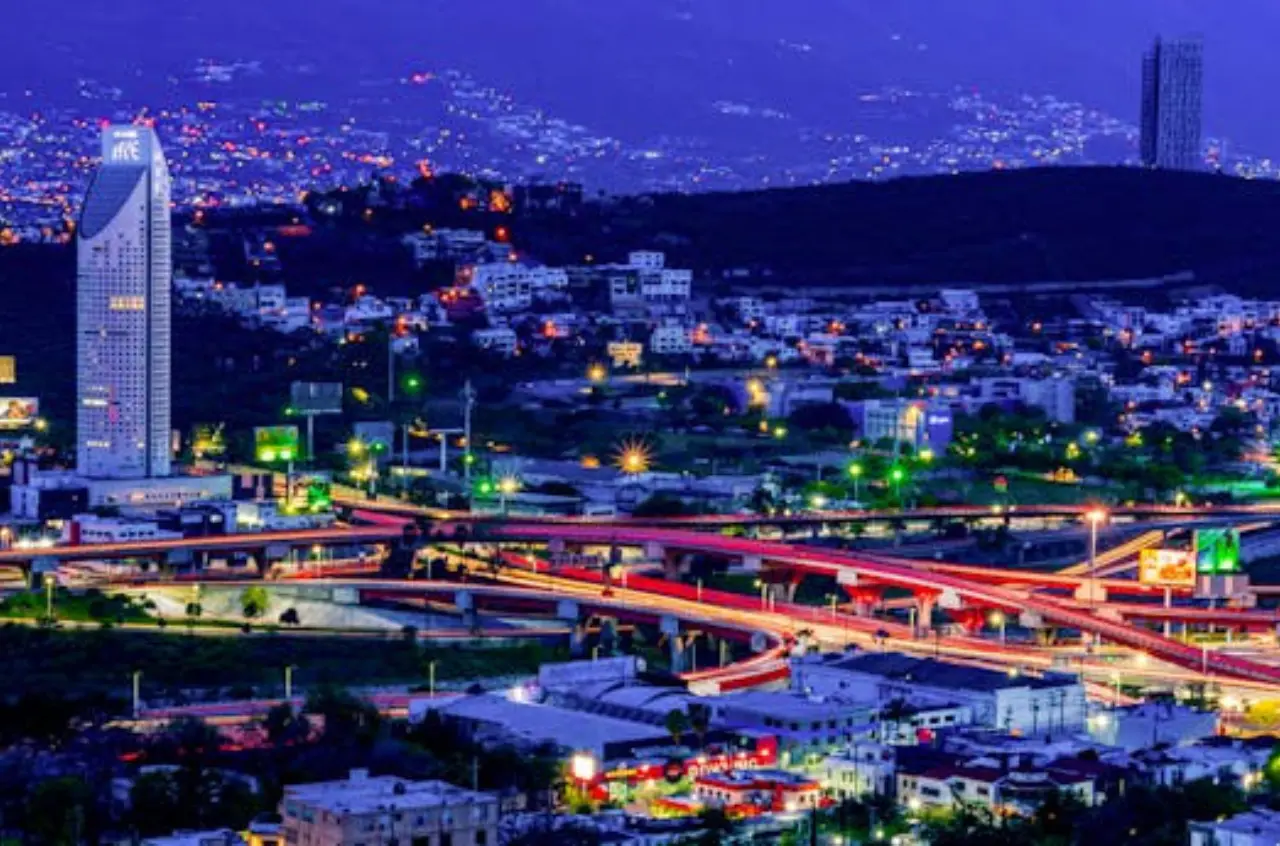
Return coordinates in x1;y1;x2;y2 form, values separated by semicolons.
4;0;1280;153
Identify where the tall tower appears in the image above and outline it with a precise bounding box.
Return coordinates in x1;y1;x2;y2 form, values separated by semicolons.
1139;37;1204;171
76;125;172;479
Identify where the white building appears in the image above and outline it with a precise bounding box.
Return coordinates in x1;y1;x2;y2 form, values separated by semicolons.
821;742;897;799
472;327;518;357
281;770;498;846
1140;37;1203;171
77;126;173;480
649;324;692;356
471;263;533;313
68;514;181;544
1190;810;1280;846
795;654;1087;737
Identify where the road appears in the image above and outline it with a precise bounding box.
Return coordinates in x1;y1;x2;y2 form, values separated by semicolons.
491;523;1280;689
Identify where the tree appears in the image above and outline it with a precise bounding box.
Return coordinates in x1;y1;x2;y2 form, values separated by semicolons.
664;707;690;746
241;586;269;619
279;607;301;626
25;776;95;846
305;687;381;747
263;702;311;747
688;703;711;749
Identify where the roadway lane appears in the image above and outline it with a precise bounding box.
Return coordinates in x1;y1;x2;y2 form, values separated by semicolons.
493;524;1280;689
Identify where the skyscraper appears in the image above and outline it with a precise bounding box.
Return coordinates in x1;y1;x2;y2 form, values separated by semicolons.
1140;37;1204;171
77;126;172;479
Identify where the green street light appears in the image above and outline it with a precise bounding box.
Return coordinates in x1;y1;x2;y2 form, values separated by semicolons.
890;467;905;483
848;463;863;478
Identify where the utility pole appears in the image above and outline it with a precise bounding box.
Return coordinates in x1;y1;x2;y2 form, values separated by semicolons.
387;332;396;405
461;380;476;483
401;422;411;494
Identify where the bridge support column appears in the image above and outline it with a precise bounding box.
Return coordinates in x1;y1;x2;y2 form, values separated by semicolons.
916;595;936;638
784;572;804;603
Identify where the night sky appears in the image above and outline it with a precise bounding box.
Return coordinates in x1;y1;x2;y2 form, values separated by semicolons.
3;0;1280;153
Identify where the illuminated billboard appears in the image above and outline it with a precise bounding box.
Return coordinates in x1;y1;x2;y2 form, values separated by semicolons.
0;398;38;430
1195;528;1242;575
1138;548;1195;586
290;381;344;415
254;426;300;464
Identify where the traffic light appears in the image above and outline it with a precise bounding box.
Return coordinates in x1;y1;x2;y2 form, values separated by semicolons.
401;373;424;394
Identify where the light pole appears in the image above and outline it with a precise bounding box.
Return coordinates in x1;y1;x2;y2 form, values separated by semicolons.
828;593;839;620
1085;508;1108;610
696;578;703;603
285;664;298;700
890;467;905;507
848;463;863;505
990;611;1007;646
43;573;55;622
755;579;768;611
132;670;143;718
498;476;520;516
428;659;439;698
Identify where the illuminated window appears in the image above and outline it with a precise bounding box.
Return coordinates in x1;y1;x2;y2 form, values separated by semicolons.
0;357;13;384
108;296;146;311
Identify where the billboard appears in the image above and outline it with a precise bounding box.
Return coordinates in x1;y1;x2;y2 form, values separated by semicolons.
1195;528;1242;575
254;426;300;463
1138;548;1196;587
0;398;38;430
290;381;343;415
353;420;395;454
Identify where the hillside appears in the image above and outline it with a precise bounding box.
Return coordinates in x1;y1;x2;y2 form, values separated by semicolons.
519;167;1280;289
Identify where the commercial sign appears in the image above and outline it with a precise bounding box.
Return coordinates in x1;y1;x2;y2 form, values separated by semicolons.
0;398;38;429
254;425;300;463
1195;528;1242;575
290;381;344;415
1138;548;1195;586
101;125;152;167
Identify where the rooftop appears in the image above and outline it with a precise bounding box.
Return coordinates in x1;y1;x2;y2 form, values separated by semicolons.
284;771;493;815
432;692;670;752
823;652;1078;692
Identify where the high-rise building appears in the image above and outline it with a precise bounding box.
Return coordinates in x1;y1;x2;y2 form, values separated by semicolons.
77;126;172;479
1140;37;1204;171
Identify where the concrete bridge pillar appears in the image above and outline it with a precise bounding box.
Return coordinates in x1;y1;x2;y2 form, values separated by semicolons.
784;572;805;603
916;595;936;637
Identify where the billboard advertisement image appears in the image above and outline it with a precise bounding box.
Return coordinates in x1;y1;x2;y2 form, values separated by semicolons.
254;425;300;463
1138;548;1196;587
1195;528;1242;575
0;398;38;429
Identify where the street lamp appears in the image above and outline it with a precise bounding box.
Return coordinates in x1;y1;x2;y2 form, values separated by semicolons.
571;752;596;788
43;573;55;622
498;475;520;515
848;463;863;504
1085;508;1108;610
990;610;1007;646
132;670;143;718
587;364;607;384
285;664;298;700
890;466;906;505
754;578;768;610
428;659;440;698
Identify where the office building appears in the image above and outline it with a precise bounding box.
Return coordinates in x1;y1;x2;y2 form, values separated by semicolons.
77;125;172;479
1140;37;1203;171
281;770;498;846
